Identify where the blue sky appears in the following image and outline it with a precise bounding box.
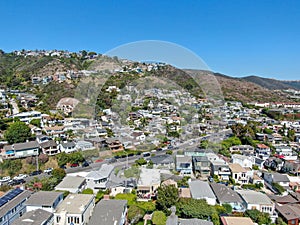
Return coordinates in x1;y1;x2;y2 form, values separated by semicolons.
0;0;299;80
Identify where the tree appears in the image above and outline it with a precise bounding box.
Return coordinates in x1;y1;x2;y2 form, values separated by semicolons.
156;185;179;213
176;198;216;219
4;121;31;144
152;211;167;225
222;203;232;214
276;217;287;225
30;119;41;127
52;168;66;181
127;205;145;224
245;209;271;225
135;158;147;166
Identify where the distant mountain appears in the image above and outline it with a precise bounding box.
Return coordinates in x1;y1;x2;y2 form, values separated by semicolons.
211;73;290;103
242;75;300;90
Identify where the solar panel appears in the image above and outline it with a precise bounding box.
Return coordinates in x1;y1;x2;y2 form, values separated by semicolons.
0;188;23;203
0;199;7;207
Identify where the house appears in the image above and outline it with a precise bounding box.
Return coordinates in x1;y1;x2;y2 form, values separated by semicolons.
137;168;160;200
207;153;230;181
54;176;86;193
210;183;244;212
11;209;53;225
229;145;254;155
88;199;127;225
192;156;211;179
2;141;39;159
43;126;65;138
175;155;193;176
231;154;255;168
107;139;124;152
13;111;42;123
40;140;59;155
59;141;76;153
275;203;300;225
275;145;298;161
54;194;95;225
25;191;63;213
237;190;276;216
85;164;114;192
189;180;216;205
0;188;31;225
229;163;252;184
256;144;271;160
149;154;174;168
263;172;290;189
220;216;254;225
76;141;94;151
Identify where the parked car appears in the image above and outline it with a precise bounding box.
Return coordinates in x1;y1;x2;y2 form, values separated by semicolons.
9;179;25;186
0;176;11;182
43;168;53;174
13;174;28;180
60;165;67;169
82;161;89;167
30;170;42;176
70;163;79;168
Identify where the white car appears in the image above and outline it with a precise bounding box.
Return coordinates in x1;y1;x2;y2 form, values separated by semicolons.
44;168;53;173
0;176;11;182
13;174;28;180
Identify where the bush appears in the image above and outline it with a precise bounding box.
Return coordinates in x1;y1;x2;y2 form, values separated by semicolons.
82;188;94;194
152;211;167;225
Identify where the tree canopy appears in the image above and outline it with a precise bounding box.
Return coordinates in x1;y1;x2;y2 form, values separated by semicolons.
4;121;31;144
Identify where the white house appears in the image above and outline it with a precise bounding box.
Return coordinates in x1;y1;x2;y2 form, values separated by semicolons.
54;176;86;193
231;154;255;168
85;164;114;193
189;180;216;205
237;190;276;221
25;191;63;213
275;145;298;161
54;194;95;225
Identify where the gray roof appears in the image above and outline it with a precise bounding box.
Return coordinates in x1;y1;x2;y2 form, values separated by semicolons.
39;140;57;148
189;180;216;200
272;173;290;183
88;199;127;225
179;218;213;225
150;154;174;165
86;164;114;180
4;141;39;151
61;141;75;148
25;191;62;207
11;209;53;225
0;189;32;218
55;176;85;190
237;190;273;205
210;183;243;204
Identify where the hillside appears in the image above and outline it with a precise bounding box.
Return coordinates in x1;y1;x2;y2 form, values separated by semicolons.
242;75;300;90
0;51;297;105
213;73;289;102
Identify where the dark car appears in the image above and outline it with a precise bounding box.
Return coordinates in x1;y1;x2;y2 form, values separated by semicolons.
30;170;42;176
9;179;25;186
82;161;89;167
60;165;67;169
70;163;79;168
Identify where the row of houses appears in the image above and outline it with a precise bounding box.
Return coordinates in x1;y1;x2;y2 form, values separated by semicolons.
0;188;127;225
